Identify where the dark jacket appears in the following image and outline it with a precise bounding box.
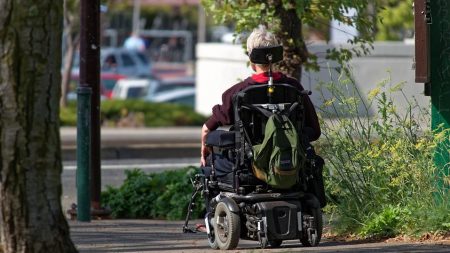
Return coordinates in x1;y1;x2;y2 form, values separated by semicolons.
205;72;321;141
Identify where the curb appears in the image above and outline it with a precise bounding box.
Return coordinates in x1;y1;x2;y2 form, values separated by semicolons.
62;144;200;161
60;127;201;161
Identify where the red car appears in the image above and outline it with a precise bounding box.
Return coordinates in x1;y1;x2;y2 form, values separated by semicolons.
100;73;127;99
69;73;126;99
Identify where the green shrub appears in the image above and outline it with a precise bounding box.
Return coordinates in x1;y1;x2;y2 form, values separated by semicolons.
360;205;408;238
60;100;207;127
101;167;205;220
317;68;450;238
60;102;77;126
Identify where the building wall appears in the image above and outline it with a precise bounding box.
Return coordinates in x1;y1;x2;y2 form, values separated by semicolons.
196;42;429;120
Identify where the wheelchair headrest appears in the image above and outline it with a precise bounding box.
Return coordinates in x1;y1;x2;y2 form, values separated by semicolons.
249;45;283;64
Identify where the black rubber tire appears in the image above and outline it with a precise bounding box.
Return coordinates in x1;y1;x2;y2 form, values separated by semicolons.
269;239;282;248
214;202;240;250
300;207;323;247
207;215;219;249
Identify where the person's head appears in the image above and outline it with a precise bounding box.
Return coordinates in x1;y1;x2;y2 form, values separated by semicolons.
246;26;280;72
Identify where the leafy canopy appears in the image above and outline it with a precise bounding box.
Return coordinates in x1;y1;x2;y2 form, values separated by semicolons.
202;0;378;73
376;0;414;41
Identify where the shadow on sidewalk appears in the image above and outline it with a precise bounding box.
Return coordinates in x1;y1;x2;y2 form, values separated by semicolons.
70;219;450;253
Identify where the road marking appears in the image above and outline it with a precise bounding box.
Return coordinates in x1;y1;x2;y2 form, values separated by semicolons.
63;162;197;170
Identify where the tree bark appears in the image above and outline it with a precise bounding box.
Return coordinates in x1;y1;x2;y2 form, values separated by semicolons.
0;1;77;252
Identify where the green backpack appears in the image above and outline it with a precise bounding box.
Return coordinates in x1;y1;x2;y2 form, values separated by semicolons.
252;114;305;189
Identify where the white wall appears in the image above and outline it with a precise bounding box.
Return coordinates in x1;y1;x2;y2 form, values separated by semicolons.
195;43;254;115
196;42;430;118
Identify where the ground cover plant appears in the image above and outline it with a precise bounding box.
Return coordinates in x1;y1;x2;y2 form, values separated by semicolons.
317;68;450;238
101;167;204;220
60;100;207;127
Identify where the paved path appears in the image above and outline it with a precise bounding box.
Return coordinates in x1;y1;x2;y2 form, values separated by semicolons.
61;127;200;161
69;219;450;253
60;127;200;147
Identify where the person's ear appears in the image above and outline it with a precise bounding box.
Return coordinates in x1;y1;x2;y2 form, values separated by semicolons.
251;63;256;72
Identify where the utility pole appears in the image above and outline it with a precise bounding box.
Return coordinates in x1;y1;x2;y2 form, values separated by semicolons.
78;0;101;221
428;0;450;191
132;0;141;33
197;4;206;43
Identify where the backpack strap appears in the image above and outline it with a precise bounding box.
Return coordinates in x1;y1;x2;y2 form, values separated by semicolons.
286;102;299;117
243;104;272;118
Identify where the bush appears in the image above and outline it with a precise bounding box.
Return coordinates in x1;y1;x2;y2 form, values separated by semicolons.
101;167;205;220
60;103;77;126
317;68;450;238
60;100;207;127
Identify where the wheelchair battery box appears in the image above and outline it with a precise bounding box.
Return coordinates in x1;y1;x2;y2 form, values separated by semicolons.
256;200;301;240
205;130;235;148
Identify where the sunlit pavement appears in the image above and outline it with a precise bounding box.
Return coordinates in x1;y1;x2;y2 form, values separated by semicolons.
69;219;450;253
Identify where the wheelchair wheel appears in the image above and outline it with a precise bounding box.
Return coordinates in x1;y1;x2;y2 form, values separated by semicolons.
207;214;219;249
207;235;219;249
300;207;322;247
214;202;240;250
269;239;282;248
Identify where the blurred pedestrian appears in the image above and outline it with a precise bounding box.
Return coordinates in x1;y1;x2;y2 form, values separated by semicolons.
123;32;146;52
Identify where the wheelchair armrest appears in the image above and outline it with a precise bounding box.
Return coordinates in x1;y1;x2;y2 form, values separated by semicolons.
205;130;235;148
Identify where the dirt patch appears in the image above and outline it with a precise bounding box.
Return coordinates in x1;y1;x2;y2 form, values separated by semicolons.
385;232;450;244
323;231;450;245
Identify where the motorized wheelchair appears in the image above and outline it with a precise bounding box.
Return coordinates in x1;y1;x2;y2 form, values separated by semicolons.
183;46;326;250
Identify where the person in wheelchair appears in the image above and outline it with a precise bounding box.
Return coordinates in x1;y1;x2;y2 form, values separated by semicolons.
200;26;320;171
185;26;326;250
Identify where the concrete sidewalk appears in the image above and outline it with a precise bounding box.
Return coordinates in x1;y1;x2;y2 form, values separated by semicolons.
69;219;450;253
61;127;201;160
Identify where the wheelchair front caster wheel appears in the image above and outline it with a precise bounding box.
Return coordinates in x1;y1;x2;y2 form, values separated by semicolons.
207;234;219;249
300;207;322;247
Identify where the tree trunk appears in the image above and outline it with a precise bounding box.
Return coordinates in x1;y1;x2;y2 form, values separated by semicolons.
274;0;309;81
0;1;78;252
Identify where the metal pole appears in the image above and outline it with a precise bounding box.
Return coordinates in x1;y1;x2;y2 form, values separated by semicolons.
76;87;91;222
132;0;141;33
430;0;450;193
80;0;101;212
197;4;206;43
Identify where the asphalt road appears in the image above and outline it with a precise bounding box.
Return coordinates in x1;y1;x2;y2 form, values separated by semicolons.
69;219;450;253
60;127;200;147
61;127;201;160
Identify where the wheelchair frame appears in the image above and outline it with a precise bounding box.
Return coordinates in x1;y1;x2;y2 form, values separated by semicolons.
183;45;324;250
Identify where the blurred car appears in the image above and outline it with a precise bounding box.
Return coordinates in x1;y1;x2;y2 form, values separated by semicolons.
111;78;157;99
69;73;126;99
150;87;196;108
72;48;152;77
66;91;107;101
100;73;127;98
111;75;195;102
146;76;195;100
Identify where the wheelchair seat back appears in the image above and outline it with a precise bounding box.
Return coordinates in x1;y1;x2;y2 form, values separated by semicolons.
231;83;308;189
233;83;305;146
